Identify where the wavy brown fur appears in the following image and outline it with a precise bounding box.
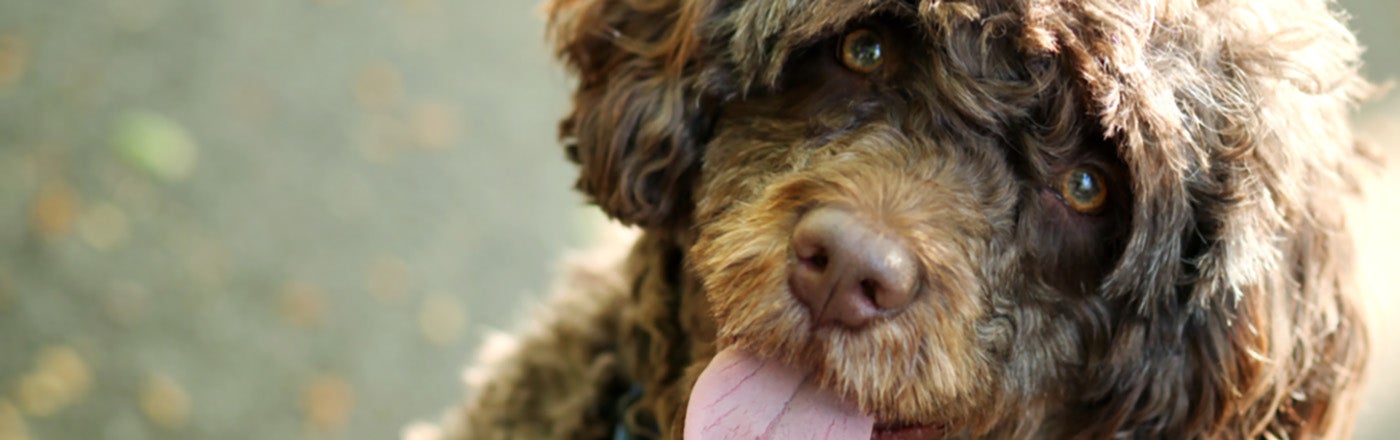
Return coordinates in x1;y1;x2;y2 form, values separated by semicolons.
443;0;1373;438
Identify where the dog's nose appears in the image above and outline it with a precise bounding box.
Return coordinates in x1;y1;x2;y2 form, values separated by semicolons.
788;207;917;328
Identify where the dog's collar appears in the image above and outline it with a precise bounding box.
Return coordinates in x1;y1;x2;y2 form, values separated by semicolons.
611;382;647;440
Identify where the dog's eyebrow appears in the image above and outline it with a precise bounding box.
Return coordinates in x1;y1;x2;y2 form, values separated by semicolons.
731;0;927;90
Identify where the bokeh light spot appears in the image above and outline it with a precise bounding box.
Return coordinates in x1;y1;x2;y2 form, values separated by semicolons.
37;347;92;399
0;34;29;89
302;374;353;432
77;202;131;251
29;185;78;238
14;346;91;417
400;421;442;440
138;373;189;430
410;101;462;150
14;372;65;417
353;62;403;113
0;400;29;440
366;255;413;304
112;110;199;182
279;281;326;329
418;293;466;346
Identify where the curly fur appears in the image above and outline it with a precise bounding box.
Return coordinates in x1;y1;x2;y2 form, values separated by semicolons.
441;0;1373;438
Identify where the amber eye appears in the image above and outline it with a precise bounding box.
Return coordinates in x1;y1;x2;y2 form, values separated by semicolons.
839;29;884;73
1058;167;1108;214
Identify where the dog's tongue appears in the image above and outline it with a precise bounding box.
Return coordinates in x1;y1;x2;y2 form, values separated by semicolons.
685;347;873;439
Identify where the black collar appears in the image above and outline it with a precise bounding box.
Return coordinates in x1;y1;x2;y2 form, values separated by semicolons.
611;382;647;439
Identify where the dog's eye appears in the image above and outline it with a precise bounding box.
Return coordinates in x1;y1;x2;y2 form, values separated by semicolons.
839;29;884;73
1058;167;1108;214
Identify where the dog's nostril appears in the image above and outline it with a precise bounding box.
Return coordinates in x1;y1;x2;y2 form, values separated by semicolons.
802;252;829;271
859;279;879;302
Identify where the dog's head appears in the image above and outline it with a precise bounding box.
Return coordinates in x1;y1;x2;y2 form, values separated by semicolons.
547;0;1370;438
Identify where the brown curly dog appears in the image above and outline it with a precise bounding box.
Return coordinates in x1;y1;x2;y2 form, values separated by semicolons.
438;0;1374;438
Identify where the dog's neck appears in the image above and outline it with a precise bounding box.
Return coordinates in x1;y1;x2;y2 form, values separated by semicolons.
605;228;717;437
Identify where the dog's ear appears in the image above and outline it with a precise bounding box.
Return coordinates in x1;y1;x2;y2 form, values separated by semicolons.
546;0;716;228
1053;1;1372;437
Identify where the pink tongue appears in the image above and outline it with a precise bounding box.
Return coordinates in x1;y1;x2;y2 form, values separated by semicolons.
685;347;873;439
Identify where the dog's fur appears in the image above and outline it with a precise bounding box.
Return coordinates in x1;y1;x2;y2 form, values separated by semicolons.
444;0;1373;438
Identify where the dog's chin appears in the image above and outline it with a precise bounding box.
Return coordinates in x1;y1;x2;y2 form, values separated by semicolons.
698;304;967;440
686;344;953;440
873;423;948;440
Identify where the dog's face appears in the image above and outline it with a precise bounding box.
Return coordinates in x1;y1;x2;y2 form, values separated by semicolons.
548;0;1369;438
688;11;1132;433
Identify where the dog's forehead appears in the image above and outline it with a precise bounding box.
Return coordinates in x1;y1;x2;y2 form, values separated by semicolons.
716;0;1106;88
722;0;1028;33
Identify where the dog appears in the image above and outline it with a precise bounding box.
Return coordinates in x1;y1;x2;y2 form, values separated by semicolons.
439;0;1374;438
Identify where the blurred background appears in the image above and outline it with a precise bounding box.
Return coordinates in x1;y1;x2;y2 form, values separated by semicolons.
0;1;1394;439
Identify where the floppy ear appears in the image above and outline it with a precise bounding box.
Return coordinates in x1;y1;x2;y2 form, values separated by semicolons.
546;0;717;228
1052;0;1371;437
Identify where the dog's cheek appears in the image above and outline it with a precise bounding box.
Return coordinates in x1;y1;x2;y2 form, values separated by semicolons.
1014;189;1123;296
691;202;804;346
